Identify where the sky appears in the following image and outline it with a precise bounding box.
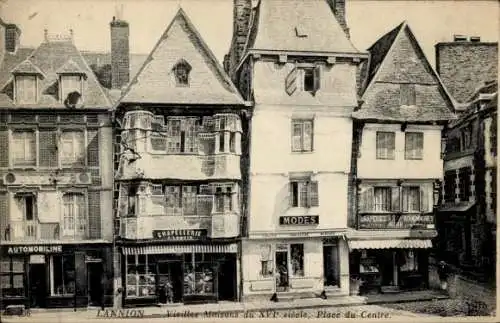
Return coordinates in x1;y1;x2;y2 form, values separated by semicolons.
0;0;498;68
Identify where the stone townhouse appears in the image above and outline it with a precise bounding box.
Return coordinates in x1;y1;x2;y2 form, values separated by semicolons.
435;36;497;281
226;0;368;300
0;19;114;309
112;8;248;307
348;22;455;294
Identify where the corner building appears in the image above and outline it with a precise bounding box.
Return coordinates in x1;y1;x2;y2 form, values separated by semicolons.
114;9;247;307
226;0;367;299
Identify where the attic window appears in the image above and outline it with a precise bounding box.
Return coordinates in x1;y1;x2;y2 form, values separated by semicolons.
400;84;416;106
60;75;83;107
173;60;192;87
15;75;38;104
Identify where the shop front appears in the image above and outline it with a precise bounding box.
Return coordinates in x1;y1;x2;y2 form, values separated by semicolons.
119;240;238;307
241;231;350;300
0;243;113;309
348;239;431;294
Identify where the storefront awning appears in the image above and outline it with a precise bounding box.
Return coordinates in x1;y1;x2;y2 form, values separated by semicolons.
121;243;238;255
348;239;433;250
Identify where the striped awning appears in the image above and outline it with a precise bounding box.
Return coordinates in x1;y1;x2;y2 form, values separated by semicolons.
121;243;238;255
348;239;433;250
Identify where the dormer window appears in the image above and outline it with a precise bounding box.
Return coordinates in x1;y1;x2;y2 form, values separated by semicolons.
15;75;38;104
61;75;82;103
173;59;191;87
57;59;86;107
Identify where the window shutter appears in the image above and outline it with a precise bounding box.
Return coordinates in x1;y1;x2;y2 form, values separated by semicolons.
88;191;101;239
359;186;374;212
313;65;321;94
401;187;409;212
292;122;302;151
309;181;319;207
87;130;99;167
0;193;7;239
285;66;298;96
391;187;400;212
0;130;8;167
420;186;428;213
39;130;58;167
290;182;298;207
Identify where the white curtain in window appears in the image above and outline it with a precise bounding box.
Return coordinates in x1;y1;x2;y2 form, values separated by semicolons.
60;131;84;166
12;131;35;165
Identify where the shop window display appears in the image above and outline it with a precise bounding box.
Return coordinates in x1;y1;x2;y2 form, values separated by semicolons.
126;255;156;298
183;261;215;296
1;257;25;297
51;255;75;295
290;244;304;276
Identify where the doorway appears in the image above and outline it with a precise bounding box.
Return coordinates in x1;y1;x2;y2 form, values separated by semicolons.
275;250;289;292
157;261;183;304
323;244;339;288
29;264;46;308
87;262;103;307
217;256;236;301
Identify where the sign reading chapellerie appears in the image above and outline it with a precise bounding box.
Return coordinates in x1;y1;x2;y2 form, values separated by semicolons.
7;245;63;255
152;229;207;240
279;216;319;225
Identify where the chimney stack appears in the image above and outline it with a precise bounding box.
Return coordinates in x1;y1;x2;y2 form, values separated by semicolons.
470;36;481;42
110;15;130;89
327;0;350;39
453;34;467;42
5;24;21;53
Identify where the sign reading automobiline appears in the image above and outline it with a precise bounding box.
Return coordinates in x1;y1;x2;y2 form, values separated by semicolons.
7;245;62;254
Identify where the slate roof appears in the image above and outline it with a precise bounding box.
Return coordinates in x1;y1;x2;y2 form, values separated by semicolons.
11;59;45;77
118;8;244;106
353;22;456;123
244;0;361;55
0;39;111;109
56;59;86;75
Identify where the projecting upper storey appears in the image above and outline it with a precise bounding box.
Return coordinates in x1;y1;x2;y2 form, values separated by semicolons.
116;8;245;107
0;32;111;109
354;22;455;123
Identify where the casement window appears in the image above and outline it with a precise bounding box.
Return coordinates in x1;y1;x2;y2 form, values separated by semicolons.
259;245;273;278
166;119;182;153
374;187;391;212
60;131;85;167
291;119;313;152
127;185;138;217
60;75;82;101
165;186;182;215
182;186;197;215
214;186;233;213
290;180;318;208
376;131;395;159
12;131;36;166
62;193;86;237
285;65;320;96
15;75;37;104
125;255;155;298
0;256;25;297
50;255;75;296
402;186;421;212
173;60;191;87
215;115;240;154
458;167;471;202
405;132;423;160
290;244;304;276
14;193;37;238
166;119;198;154
443;171;456;203
400;84;416;106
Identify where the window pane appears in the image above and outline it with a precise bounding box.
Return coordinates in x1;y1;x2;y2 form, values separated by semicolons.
61;131;84;166
292;123;302;151
182;186;197;215
13;131;36;165
61;75;81;100
291;182;298;207
229;132;236;153
376;132;395;159
303;121;313;151
303;69;314;92
405;132;423;159
374;187;391;211
291;244;304;276
299;182;308;207
17;76;37;103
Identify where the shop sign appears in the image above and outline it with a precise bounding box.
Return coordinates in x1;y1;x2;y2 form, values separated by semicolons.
152;229;207;240
279;216;319;225
7;245;62;255
29;254;46;264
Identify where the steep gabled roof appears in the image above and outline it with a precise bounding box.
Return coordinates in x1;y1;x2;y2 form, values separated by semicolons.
0;38;111;109
56;59;86;75
244;0;361;55
118;8;244;106
354;22;456;123
11;59;45;77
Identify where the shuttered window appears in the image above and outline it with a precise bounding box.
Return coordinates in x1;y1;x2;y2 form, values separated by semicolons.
62;193;86;238
12;131;36;166
39;130;58;167
405;132;423;160
87;191;101;239
374;187;391;212
290;180;319;208
291;120;313;152
402;186;421;212
376;132;395;159
0;130;8;167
